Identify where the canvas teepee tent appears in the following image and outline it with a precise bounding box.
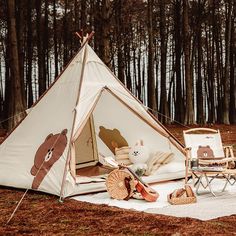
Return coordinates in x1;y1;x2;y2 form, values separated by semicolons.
0;36;186;199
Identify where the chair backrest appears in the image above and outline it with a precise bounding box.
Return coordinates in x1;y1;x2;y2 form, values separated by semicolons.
183;128;225;159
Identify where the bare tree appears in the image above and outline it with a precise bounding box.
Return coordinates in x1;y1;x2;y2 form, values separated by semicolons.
159;0;169;123
183;0;194;124
6;0;26;130
223;0;232;124
147;0;157;113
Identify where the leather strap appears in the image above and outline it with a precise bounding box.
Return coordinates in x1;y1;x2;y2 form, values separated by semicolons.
124;176;132;200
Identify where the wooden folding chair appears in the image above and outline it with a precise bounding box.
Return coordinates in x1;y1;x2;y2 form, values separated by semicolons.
183;128;235;196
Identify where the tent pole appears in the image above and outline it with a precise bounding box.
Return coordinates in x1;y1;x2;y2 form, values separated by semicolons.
59;33;94;201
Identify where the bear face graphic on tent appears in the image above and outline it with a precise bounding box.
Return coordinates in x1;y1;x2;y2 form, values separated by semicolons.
30;129;68;189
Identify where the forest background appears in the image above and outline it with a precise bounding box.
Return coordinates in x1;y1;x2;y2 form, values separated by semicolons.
0;0;235;131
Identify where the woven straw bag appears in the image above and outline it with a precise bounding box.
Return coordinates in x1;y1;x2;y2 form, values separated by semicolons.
167;185;197;205
167;194;197;205
106;169;135;200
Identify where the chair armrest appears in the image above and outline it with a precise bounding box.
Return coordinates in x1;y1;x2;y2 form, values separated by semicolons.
199;157;234;166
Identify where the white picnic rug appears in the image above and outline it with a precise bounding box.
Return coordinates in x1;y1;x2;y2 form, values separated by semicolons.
72;179;236;220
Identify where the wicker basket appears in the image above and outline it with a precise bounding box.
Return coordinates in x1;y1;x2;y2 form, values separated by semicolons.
167;194;197;205
106;169;136;200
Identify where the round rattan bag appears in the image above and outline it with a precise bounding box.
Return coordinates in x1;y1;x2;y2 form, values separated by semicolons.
106;169;136;200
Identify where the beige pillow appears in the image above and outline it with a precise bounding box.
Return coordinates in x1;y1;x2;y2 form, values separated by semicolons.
115;146;132;165
145;152;173;176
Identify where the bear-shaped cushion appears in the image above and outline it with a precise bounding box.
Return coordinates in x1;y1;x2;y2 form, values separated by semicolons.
98;126;128;154
30;129;68;189
197;145;215;159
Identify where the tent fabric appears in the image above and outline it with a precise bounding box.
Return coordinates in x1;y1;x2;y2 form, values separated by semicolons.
0;40;186;198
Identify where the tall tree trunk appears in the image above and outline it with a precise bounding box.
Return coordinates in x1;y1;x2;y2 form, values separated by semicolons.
205;21;216;123
229;1;236;123
0;59;3;122
183;0;194;124
159;0;168;123
16;0;26;108
125;43;132;90
137;48;142;101
53;0;59;78
223;0;232;124
26;0;33;107
44;0;49;87
63;0;69;65
100;0;112;68
115;0;125;84
214;3;224;123
196;0;204;124
147;0;157;113
6;0;26;130
80;0;87;30
36;0;45;97
174;0;184;123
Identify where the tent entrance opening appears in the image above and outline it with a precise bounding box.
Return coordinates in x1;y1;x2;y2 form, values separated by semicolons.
74;117;98;169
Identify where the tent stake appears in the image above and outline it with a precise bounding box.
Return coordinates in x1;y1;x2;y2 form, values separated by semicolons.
58;196;64;203
6;189;28;224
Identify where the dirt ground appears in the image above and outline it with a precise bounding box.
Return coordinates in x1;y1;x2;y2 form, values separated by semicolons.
0;125;236;235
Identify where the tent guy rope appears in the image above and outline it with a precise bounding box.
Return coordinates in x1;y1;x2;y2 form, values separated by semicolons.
6;189;28;224
111;86;191;129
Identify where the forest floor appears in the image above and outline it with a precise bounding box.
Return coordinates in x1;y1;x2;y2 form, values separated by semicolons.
0;124;236;235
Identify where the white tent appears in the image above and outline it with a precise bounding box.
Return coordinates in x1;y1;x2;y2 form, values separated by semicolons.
0;38;186;199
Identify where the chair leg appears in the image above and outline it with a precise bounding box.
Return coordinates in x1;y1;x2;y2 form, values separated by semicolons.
204;174;216;197
192;173;196;185
228;175;236;186
222;177;228;192
195;174;203;195
222;174;236;192
195;173;216;196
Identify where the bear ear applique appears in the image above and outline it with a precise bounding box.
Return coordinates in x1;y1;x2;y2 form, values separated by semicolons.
135;140;144;146
61;129;68;135
45;133;53;141
99;126;105;131
114;129;121;135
